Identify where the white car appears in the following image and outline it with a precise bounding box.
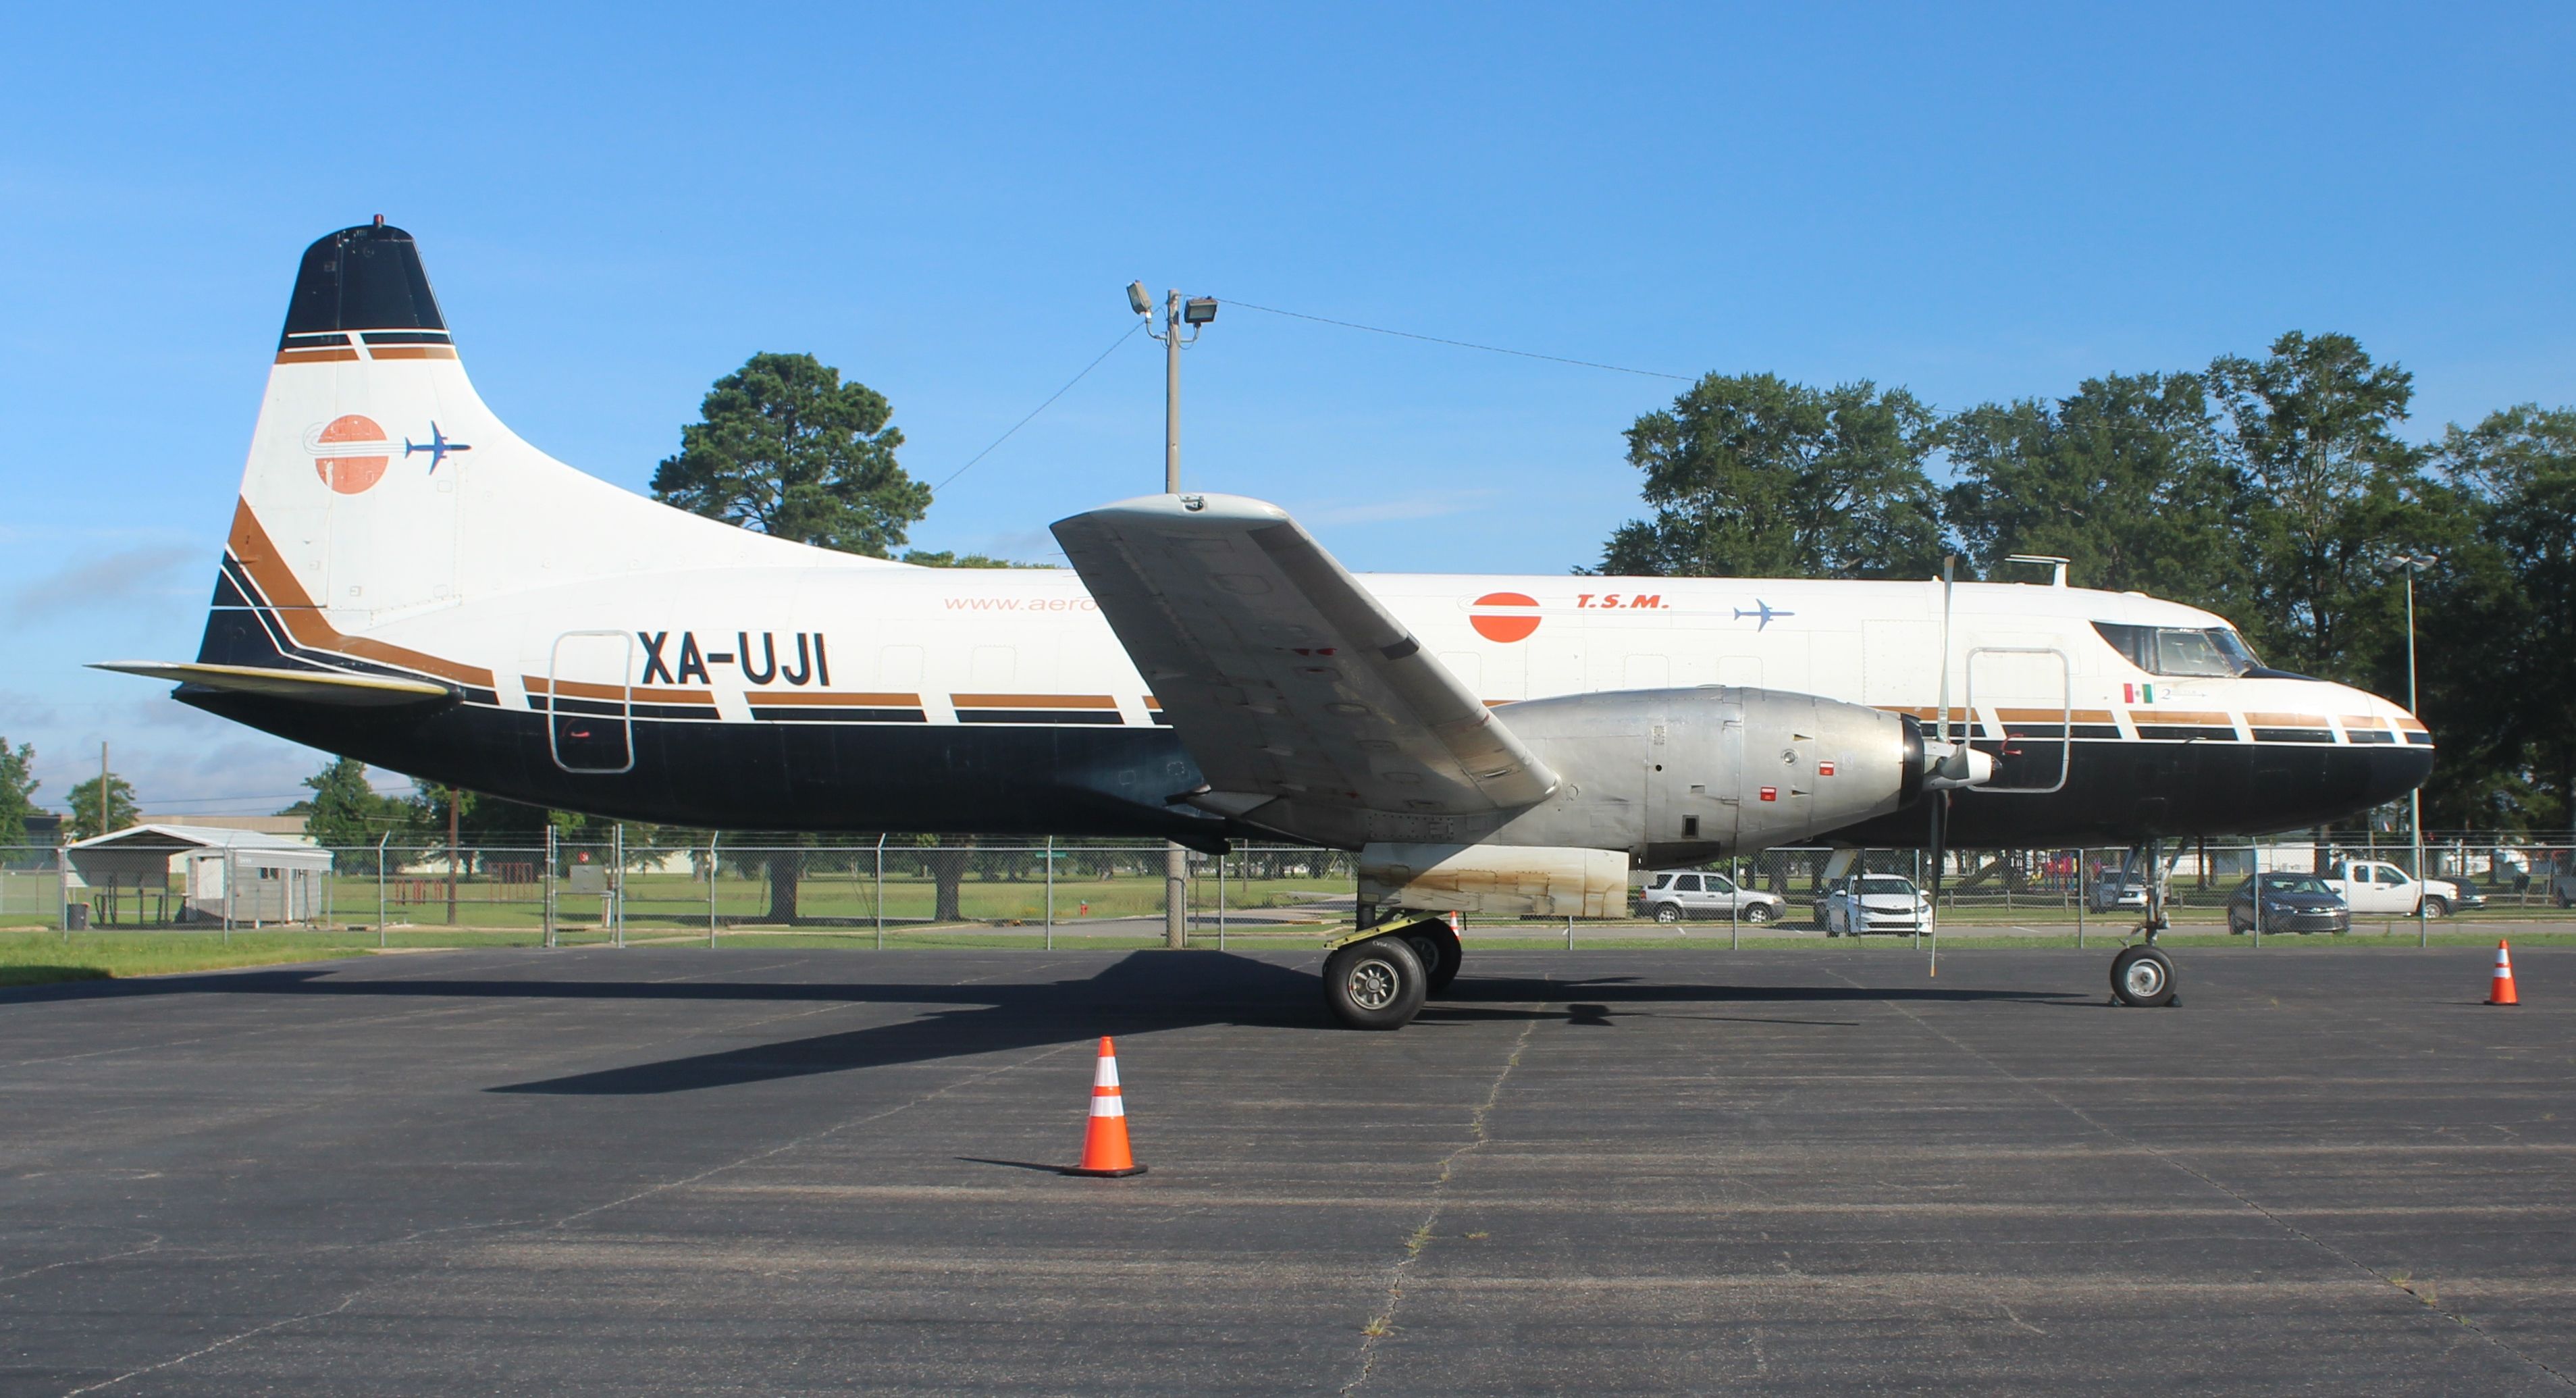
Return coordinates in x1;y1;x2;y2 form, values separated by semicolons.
1821;875;1933;935
1637;870;1787;924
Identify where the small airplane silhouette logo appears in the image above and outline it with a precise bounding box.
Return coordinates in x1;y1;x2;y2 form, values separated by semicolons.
1734;599;1796;629
404;423;473;473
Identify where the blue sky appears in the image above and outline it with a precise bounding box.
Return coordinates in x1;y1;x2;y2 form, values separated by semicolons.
1;3;2569;819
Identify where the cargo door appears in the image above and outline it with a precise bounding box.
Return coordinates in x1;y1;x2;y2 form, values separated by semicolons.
547;631;634;773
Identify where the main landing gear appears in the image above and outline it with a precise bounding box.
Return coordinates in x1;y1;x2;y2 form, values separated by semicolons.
2110;841;2180;1008
1323;912;1462;1030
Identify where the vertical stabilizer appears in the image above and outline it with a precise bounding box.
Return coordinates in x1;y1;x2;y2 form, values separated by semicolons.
203;222;889;679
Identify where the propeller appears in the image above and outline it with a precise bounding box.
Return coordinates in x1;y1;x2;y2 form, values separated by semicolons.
1928;557;1952;974
1918;556;1996;973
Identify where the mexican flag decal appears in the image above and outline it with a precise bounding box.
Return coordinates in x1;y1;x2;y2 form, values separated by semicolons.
2124;682;2157;704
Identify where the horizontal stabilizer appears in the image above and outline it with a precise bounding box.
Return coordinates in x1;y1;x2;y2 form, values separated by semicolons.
91;661;454;708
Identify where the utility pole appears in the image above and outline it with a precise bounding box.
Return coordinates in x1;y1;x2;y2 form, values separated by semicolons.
1132;281;1217;950
2388;554;2435;947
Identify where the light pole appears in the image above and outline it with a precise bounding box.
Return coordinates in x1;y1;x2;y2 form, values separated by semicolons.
2386;553;2435;946
1128;281;1218;949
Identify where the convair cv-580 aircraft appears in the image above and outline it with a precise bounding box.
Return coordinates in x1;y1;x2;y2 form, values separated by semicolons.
102;224;2434;1026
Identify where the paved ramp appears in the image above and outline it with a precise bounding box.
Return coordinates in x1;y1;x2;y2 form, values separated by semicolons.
3;948;2570;1394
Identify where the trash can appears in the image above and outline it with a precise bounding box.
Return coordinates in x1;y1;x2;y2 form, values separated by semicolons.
65;901;90;931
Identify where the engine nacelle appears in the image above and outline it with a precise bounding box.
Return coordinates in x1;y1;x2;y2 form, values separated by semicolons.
1343;689;1920;917
1491;686;1922;862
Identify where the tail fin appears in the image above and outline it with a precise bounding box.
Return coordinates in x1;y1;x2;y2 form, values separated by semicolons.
199;221;886;680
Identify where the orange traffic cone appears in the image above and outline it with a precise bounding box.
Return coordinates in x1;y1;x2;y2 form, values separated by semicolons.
2488;939;2520;1006
1065;1036;1147;1176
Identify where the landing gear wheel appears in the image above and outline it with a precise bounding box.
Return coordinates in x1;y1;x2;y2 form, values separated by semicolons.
1401;925;1463;995
2109;945;2178;1008
1325;935;1428;1030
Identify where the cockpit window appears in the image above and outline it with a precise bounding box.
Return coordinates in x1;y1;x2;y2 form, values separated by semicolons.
2093;622;2262;677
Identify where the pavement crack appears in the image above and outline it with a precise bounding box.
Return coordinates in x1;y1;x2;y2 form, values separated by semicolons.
1829;966;2576;1389
62;1288;364;1395
0;1235;166;1287
1342;1008;1541;1394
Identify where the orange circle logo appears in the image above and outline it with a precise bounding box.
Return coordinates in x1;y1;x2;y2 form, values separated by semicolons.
1469;592;1541;643
309;415;390;494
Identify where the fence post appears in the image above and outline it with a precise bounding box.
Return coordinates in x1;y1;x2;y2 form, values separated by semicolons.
1044;836;1055;950
2076;849;2086;950
612;824;625;948
708;833;720;948
1218;850;1228;950
874;833;887;951
1731;856;1741;951
2253;836;2264;948
375;833;389;948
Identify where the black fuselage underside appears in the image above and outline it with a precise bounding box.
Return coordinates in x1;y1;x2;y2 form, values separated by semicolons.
184;692;2433;851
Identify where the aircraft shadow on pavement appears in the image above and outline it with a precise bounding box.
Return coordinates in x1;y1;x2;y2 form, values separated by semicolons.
0;951;2086;1095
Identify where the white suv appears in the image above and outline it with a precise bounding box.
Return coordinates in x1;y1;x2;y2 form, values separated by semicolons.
1637;870;1787;924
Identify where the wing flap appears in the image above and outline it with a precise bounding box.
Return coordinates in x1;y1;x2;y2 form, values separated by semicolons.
1051;494;1556;817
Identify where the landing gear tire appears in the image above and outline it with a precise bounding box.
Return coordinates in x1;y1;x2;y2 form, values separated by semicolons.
2110;945;2178;1008
1325;935;1429;1030
1401;924;1463;995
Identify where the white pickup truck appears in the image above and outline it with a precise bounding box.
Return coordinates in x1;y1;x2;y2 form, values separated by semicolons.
2321;860;2481;918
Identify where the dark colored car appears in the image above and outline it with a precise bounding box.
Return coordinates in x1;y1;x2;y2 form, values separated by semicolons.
2228;873;2351;935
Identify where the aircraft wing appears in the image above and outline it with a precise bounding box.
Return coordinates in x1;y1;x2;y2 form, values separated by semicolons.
1050;493;1558;820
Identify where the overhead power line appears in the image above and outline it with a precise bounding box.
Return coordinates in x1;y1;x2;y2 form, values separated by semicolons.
935;321;1148;492
1224;300;1693;382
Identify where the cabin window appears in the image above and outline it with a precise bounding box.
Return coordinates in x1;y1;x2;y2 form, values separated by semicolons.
2092;622;2262;677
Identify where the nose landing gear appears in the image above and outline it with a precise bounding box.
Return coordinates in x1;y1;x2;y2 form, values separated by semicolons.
2109;840;2181;1008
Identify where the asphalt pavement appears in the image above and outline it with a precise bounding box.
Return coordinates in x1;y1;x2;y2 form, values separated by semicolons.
4;946;2571;1395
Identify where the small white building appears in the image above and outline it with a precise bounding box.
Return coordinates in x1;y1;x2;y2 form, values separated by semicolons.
64;824;336;925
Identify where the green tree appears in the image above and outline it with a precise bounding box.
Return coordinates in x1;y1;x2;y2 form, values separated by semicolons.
0;738;36;846
1943;371;2250;613
65;772;140;842
1599;373;1945;579
900;550;1054;569
283;757;410;869
2207;332;2425;680
652;352;930;557
2424;405;2576;837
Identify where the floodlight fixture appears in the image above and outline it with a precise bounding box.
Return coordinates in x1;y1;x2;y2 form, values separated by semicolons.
1183;296;1218;326
1126;281;1152;317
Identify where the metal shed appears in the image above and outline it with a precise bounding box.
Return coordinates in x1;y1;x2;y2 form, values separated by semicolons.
63;824;336;927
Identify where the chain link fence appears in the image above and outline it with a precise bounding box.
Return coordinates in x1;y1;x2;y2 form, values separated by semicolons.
7;835;2574;946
